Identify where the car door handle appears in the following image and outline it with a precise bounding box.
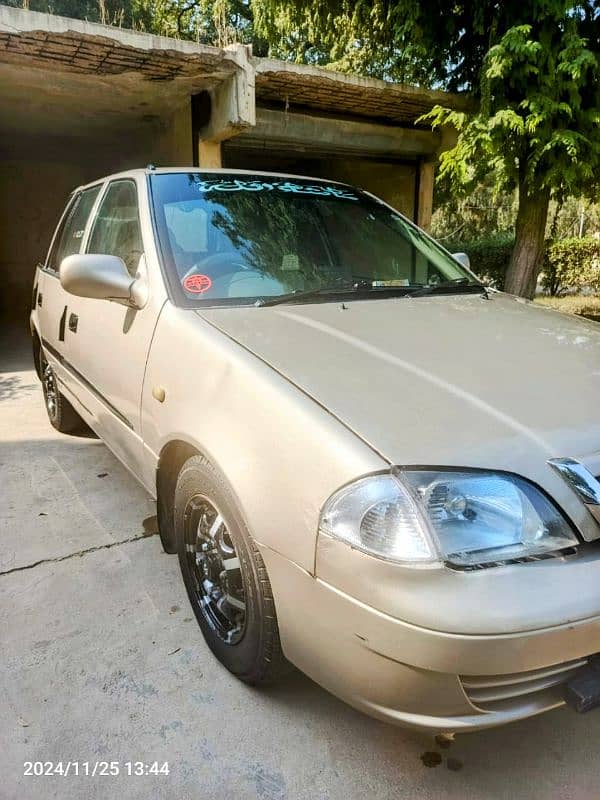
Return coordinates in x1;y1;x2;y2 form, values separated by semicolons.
68;313;78;333
37;292;43;307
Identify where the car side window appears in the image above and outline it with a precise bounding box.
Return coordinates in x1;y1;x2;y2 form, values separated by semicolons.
87;180;143;277
48;186;101;272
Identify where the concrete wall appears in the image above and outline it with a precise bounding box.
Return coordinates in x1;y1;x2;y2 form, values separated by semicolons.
1;157;87;325
223;146;416;218
221;107;422;218
322;159;416;219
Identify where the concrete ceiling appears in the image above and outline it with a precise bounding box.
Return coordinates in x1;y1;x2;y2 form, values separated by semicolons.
0;6;243;140
0;61;189;139
254;59;474;128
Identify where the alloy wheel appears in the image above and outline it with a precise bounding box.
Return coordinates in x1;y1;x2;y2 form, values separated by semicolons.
41;352;58;421
183;495;247;645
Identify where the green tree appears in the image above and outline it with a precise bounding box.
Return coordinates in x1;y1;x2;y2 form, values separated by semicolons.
2;0;152;28
151;0;431;79
254;1;600;298
145;0;265;47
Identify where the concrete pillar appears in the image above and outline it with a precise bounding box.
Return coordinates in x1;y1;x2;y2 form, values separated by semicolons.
195;44;255;169
198;140;222;168
417;160;435;231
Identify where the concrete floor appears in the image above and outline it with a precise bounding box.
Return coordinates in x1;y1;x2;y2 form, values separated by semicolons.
2;328;600;800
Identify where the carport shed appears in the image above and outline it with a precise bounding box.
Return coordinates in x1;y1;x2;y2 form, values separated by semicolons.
0;5;470;323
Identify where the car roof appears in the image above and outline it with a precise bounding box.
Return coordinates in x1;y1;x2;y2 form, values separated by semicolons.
74;167;354;194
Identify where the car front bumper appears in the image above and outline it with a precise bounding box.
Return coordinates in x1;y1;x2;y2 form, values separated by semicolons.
259;545;600;732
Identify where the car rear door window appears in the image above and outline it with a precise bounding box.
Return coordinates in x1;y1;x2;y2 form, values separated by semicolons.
48;185;101;272
87;180;143;277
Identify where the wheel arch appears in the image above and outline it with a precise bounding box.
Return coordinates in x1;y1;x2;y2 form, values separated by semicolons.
31;322;42;380
156;439;201;554
156;436;260;558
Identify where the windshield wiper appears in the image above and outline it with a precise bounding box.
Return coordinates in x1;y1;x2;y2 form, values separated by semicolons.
255;277;486;307
255;282;357;307
407;278;487;298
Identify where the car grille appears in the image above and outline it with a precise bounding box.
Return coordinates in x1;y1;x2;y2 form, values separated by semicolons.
461;657;588;712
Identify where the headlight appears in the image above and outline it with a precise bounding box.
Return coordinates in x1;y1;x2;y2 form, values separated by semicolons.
318;470;578;568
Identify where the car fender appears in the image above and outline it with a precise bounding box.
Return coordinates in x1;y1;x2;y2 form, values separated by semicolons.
141;303;385;572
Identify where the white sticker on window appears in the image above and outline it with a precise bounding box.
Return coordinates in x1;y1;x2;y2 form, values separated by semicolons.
191;178;358;201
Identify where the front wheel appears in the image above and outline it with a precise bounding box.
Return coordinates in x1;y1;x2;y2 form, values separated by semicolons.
174;454;289;685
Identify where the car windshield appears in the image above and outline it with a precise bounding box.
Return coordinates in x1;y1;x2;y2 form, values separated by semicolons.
150;172;479;306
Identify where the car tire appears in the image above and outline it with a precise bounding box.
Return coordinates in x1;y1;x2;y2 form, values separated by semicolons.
175;454;289;685
40;347;87;435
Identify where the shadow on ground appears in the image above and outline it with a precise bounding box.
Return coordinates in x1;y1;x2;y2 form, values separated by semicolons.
0;373;37;400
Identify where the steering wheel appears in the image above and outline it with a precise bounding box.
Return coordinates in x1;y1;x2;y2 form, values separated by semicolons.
182;252;249;283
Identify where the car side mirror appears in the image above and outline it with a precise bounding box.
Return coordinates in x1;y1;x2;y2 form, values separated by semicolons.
60;254;147;309
452;252;470;270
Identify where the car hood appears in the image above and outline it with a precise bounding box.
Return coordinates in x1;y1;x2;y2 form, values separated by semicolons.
199;293;600;537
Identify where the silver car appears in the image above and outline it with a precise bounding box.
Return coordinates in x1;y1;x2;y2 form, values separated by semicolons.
30;168;600;733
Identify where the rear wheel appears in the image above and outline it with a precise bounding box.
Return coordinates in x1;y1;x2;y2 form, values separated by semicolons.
40;347;87;435
175;455;289;685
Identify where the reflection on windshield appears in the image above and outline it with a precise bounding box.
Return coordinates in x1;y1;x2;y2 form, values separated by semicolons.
151;173;475;305
212;192;339;291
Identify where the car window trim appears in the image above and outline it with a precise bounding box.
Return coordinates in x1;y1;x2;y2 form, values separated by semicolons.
146;173;180;305
78;180;108;259
43;191;78;275
64;184;107;268
44;181;106;277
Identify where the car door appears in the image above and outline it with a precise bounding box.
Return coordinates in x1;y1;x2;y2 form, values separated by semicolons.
64;176;165;488
36;184;103;401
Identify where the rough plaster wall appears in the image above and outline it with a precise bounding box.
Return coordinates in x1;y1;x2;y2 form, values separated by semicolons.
154;103;193;168
0;106;192;326
321;160;416;218
0;158;89;325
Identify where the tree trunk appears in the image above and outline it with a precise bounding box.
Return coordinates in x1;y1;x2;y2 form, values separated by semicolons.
504;181;551;299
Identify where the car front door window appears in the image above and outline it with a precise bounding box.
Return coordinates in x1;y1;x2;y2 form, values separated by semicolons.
87;180;143;276
48;186;101;272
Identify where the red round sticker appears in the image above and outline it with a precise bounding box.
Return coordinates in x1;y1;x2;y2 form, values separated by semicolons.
183;274;212;294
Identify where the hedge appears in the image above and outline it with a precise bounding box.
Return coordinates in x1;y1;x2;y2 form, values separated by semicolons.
441;233;514;290
442;234;600;296
542;237;600;296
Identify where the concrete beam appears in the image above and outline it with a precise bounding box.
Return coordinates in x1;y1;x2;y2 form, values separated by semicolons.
229;107;442;158
254;58;475;120
198;44;255;143
0;4;230;64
